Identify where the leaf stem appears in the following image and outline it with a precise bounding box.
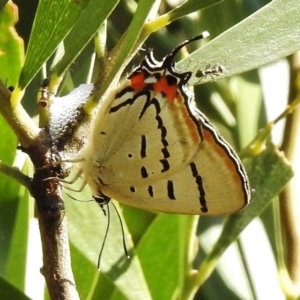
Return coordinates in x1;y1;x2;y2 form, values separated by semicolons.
0;81;40;148
278;51;300;296
0;160;31;189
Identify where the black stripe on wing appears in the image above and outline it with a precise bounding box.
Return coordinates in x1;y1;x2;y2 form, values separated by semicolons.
190;162;208;213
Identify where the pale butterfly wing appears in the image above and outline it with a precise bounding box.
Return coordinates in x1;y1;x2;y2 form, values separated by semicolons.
78;33;251;215
82;107;249;215
83;58;202;186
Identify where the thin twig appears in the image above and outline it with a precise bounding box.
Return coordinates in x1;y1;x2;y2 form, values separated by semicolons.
279;51;300;295
0;160;31;189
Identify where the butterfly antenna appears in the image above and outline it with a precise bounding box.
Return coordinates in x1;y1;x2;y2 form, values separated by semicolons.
97;204;110;270
164;31;210;65
111;201;130;259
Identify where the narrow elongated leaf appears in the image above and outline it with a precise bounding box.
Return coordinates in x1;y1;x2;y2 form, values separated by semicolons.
136;214;197;300
195;144;293;287
5;186;30;291
51;0;119;77
178;0;300;84
168;0;222;23
0;276;30;300
92;0;157;102
65;188;152;300
19;0;90;88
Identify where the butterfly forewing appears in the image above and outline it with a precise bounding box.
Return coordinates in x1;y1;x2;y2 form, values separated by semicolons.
82;71;203;188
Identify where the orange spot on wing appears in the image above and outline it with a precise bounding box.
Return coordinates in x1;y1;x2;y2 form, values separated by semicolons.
130;72;146;90
154;76;178;101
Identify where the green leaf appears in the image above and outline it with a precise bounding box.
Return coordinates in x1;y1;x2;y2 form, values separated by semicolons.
234;74;263;147
0;276;31;300
168;0;222;23
51;0;119;77
19;0;90;89
178;0;300;84
69;243;95;299
0;0;9;14
0;1;24;86
0;115;21;277
92;0;157;103
4;185;31;291
136;214;197;300
196;144;293;287
0;2;28;288
65;187;152;300
122;206;156;245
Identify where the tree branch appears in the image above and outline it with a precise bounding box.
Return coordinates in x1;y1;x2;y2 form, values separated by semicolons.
0;80;80;299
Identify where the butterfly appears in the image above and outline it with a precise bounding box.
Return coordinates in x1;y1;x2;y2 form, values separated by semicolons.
77;31;251;216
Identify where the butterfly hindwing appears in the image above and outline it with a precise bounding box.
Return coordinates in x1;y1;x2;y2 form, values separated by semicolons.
98;108;249;215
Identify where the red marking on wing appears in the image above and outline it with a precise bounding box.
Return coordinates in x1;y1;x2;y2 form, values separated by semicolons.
153;76;178;101
131;73;201;145
157;76;201;144
130;71;146;90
